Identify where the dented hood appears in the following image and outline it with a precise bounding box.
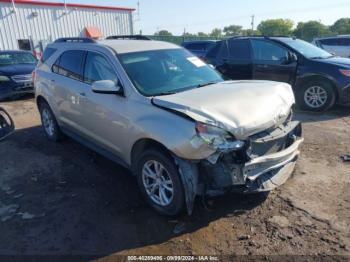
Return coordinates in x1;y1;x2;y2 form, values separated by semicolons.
153;80;295;139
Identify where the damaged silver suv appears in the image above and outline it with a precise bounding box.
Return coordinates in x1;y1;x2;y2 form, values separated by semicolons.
34;37;303;215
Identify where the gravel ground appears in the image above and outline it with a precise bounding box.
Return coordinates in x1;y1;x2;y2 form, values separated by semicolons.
0;96;349;259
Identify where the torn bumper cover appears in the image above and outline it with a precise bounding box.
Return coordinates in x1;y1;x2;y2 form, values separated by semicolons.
0;107;15;141
201;121;303;194
243;137;303;192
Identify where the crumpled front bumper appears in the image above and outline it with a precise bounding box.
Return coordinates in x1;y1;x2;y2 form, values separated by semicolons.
200;121;303;194
244;137;303;193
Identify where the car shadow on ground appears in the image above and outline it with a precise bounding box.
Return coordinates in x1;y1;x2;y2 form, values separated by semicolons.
0;125;268;256
294;105;350;123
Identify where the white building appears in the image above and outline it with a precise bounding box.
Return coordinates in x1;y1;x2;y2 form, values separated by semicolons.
0;0;135;52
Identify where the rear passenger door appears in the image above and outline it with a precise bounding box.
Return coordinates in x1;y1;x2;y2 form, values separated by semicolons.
51;50;87;133
251;39;296;84
220;39;253;80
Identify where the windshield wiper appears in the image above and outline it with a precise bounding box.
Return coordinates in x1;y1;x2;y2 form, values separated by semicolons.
195;81;219;88
154;91;178;96
310;56;329;59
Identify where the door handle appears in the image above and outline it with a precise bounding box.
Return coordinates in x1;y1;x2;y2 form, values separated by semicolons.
79;92;86;97
50;79;55;83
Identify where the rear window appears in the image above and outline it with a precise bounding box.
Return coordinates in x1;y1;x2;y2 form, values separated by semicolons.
40;47;57;64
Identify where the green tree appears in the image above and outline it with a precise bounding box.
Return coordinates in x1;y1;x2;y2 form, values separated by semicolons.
182;32;196;37
330;18;350;35
223;25;243;36
197;32;208;37
242;29;261;36
294;21;331;41
257;19;294;36
210;28;222;38
154;30;172;36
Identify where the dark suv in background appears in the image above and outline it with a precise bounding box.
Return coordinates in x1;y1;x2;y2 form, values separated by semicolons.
182;40;218;59
205;36;350;111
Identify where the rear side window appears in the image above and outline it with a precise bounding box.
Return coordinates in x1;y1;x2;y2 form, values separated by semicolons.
228;39;251;60
83;52;118;84
52;50;85;81
337;38;350;46
41;47;57;64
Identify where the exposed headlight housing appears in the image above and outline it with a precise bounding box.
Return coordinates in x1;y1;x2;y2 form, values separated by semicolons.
0;75;10;82
339;69;350;77
195;122;245;151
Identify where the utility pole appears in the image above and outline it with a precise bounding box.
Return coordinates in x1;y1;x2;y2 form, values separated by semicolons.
251;14;255;31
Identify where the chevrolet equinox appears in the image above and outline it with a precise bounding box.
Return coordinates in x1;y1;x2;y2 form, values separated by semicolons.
34;37;303;215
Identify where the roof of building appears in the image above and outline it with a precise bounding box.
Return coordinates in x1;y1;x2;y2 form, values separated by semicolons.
0;0;135;11
99;40;180;54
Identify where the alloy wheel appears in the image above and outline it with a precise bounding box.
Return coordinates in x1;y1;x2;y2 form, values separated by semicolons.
142;160;174;206
304;85;328;109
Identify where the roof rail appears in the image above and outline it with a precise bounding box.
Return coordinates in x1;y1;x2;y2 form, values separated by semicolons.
106;35;151;40
54;37;96;43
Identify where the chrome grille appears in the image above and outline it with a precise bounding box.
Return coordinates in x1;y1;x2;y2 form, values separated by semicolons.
11;74;32;83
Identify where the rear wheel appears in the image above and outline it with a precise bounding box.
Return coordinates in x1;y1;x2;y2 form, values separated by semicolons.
39;101;62;142
135;149;185;216
297;80;336;111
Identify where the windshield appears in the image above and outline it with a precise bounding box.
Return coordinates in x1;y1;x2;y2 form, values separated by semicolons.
0;52;37;66
119;48;223;96
281;39;332;59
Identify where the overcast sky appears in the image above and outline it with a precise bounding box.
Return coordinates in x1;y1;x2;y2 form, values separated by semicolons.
36;0;350;35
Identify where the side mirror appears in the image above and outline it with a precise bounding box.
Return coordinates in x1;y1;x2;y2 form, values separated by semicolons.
92;80;122;94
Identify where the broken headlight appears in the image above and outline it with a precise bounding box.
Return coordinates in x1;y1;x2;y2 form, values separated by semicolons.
195;122;245;151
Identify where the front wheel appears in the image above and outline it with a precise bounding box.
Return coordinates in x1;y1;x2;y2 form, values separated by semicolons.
39;101;62;142
135;149;185;216
297;80;336;111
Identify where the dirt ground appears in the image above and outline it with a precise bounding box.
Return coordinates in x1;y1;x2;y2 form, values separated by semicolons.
0;96;350;259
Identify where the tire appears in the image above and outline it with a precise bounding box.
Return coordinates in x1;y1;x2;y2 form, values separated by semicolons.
296;79;336;112
39;101;62;142
135;148;185;216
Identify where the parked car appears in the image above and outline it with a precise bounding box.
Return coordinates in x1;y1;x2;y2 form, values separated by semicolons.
205;36;350;111
0;50;37;100
34;37;303;215
312;36;350;58
181;40;218;59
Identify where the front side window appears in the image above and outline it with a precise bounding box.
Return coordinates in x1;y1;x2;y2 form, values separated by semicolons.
0;52;36;66
251;40;289;63
84;52;118;84
53;50;85;81
119;48;223;96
